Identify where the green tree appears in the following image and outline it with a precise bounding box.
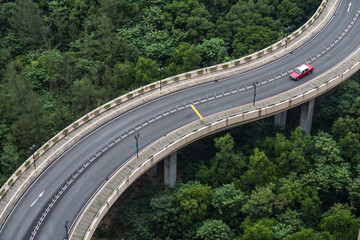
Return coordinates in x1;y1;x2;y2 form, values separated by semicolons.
9;0;49;51
135;57;159;87
196;133;247;187
195;219;234;240
242;148;277;188
176;181;214;228
320;208;360;240
241;218;275;240
71;77;100;115
167;42;202;75
211;183;247;226
197;38;229;66
283;228;335;240
241;183;277;219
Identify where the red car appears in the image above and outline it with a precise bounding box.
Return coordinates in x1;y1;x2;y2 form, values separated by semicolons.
290;64;314;80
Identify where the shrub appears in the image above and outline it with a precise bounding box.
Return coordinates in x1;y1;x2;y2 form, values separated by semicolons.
301;26;306;31
0;189;5;196
234;60;240;65
53;136;59;143
83;115;89;121
16;170;22;176
294;32;299;36
149;84;156;89
43;144;49;150
210;67;217;72
267;47;273;53
277;42;282;47
63;129;69;135
137;89;144;94
245;56;252;61
8;179;13;186
104;104;111;109
222;64;229;69
173;76;180;81
257;51;264;57
186;73;192;78
197;70;204;74
93;109;100;115
35;152;40;158
308;20;313;25
73;122;79;128
314;14;318;19
25;161;31;167
127;93;133;98
162;81;168;85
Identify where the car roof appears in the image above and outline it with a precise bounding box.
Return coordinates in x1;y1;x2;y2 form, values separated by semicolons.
297;64;309;71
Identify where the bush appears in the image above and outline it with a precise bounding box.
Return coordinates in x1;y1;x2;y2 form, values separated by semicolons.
257;51;264;57
83;115;89;121
137;89;144;94
73;122;79;128
93;110;100;115
104;104;111;109
0;189;5;196
267;47;273;53
234;60;240;65
8;179;13;186
162;81;168;85
222;64;229;69
186;73;192;78
210;67;217;72
173;76;180;81
127;93;133;98
149;84;156;89
63;129;69;135
198;70;204;74
25;161;31;167
245;56;252;61
43;144;49;150
16;170;22;176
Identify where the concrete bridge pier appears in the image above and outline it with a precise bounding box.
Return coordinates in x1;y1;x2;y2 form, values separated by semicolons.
164;152;177;187
299;98;315;135
274;111;287;130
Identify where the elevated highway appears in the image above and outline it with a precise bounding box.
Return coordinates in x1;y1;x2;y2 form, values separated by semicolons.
0;0;360;239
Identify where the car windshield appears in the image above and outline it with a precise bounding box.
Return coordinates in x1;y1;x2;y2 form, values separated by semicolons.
295;68;302;75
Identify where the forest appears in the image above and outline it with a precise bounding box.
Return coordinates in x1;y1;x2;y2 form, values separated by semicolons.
2;0;359;239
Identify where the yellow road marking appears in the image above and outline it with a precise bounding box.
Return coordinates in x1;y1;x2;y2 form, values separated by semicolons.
191;105;203;119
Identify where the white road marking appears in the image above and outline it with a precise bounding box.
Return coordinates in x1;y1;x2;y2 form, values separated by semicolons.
348;2;352;12
30;190;45;208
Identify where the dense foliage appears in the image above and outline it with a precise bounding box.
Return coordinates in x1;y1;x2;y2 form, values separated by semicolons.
0;0;321;187
95;73;360;240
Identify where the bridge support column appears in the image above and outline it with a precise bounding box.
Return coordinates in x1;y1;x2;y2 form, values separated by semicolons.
146;164;158;178
164;152;177;187
274;111;287;130
299;98;315;135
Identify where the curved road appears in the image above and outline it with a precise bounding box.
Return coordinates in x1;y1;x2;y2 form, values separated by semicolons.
1;1;360;239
